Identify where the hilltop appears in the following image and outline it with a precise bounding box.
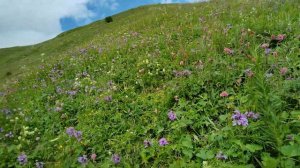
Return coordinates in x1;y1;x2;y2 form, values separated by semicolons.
0;0;300;167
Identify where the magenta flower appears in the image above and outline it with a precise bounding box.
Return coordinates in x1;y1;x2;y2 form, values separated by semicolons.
112;154;121;164
232;110;248;126
159;138;169;146
168;110;176;121
220;91;229;97
276;34;285;42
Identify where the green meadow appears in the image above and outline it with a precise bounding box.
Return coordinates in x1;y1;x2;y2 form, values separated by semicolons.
0;0;300;167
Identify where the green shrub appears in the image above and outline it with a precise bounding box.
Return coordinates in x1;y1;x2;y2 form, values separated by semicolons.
105;16;113;23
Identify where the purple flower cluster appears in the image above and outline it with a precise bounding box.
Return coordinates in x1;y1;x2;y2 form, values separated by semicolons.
232;110;248;126
17;153;28;165
168;110;176;121
232;110;260;126
159;138;169;146
66;127;82;141
78;155;88;165
112;154;121;164
245;111;260;120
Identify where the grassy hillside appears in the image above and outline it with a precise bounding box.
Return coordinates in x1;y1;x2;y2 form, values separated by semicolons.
1;0;300;167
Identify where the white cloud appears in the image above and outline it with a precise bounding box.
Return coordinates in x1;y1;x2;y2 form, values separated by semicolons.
0;0;118;48
161;0;173;4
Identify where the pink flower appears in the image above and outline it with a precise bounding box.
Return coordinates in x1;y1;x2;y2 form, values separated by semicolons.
280;67;288;76
91;153;96;161
220;91;229;97
261;43;269;49
224;48;234;55
276;34;285;42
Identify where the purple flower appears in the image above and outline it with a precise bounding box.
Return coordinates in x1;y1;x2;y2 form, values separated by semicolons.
168;111;176;121
17;153;28;165
74;131;82;141
78;155;88;165
245;111;259;120
143;140;152;148
0;128;3;133
67;90;77;96
35;161;44;168
232;110;248;126
265;48;271;55
216;151;228;160
66;127;75;137
112;154;121;164
159;138;169;146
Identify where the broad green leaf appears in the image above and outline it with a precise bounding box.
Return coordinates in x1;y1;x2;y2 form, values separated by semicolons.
280;144;300;157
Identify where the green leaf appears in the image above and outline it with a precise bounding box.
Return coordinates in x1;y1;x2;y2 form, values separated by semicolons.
196;149;214;160
280;144;300;157
262;153;278;168
245;144;263;152
181;136;193;149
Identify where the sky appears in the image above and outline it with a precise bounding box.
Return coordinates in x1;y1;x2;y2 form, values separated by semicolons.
0;0;207;48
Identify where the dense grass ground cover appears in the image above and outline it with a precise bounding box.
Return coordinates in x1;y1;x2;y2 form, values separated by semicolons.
1;0;300;167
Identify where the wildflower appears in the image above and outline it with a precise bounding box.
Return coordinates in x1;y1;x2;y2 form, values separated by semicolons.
220;91;229;97
168;110;176;121
66;127;75;137
232;110;248;126
35;161;44;168
245;69;254;77
112;154;121;164
0;128;3;132
5;131;13;138
98;48;103;54
280;67;288;76
67;90;77;96
276;34;285;42
260;43;269;49
286;135;294;141
104;95;112;102
74;131;82;141
91;153;97;161
78;155;88;165
216;151;228;160
173;70;192;77
224;48;234;55
265;48;271;55
265;73;273;78
17;153;28;165
159;138;169;146
143;140;152;148
245;111;259;120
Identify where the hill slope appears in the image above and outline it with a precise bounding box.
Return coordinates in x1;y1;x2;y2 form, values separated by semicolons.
1;0;300;167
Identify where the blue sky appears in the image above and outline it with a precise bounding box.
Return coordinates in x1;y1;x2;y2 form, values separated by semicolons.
0;0;205;48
